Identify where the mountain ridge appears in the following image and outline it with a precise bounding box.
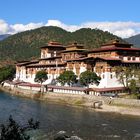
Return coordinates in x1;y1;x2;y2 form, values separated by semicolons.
0;26;124;63
125;34;140;47
0;34;11;41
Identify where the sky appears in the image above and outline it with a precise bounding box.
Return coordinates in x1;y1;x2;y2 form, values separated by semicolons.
0;0;140;38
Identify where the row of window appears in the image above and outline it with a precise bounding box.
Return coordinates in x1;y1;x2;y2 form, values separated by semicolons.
127;56;136;61
119;56;139;61
102;74;113;79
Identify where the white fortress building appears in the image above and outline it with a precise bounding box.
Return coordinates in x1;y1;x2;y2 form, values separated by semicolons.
15;40;140;94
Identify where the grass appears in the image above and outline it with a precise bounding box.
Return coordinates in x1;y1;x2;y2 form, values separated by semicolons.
126;94;140;99
74;99;85;105
58;99;67;104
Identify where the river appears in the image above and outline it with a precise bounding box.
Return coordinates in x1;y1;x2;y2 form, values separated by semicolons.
0;90;140;140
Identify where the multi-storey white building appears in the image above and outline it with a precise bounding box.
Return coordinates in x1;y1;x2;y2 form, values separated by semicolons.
15;40;140;94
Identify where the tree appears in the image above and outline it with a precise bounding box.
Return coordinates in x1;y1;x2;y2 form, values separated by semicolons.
115;66;140;94
34;70;48;84
0;65;16;83
34;70;48;92
129;79;137;94
115;66;134;89
79;71;101;87
57;71;77;86
0;115;39;140
135;69;140;84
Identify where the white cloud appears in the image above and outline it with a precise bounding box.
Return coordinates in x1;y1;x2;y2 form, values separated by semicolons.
81;21;140;38
114;29;136;38
0;19;140;38
0;19;9;34
45;20;80;32
9;22;43;34
44;20;140;38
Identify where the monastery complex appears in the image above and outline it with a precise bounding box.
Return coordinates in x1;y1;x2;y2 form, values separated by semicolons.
15;40;140;94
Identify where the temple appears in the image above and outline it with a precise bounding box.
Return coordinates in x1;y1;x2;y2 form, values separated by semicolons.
15;40;140;94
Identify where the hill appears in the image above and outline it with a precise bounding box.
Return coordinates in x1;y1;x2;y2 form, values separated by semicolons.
125;34;140;47
0;34;10;41
0;26;124;62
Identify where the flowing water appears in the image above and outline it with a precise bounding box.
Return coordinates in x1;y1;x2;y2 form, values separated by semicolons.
0;90;140;140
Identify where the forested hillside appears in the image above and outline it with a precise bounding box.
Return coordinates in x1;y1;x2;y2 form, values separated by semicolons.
0;26;124;62
0;34;10;41
125;34;140;47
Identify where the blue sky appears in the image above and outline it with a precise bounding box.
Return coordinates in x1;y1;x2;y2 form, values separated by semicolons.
0;0;140;38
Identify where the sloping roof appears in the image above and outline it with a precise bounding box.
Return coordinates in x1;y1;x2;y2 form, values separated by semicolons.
95;57;121;61
66;56;93;62
47;85;87;91
16;60;39;66
95;57;140;64
101;40;132;47
122;61;140;64
66;42;84;48
26;62;66;68
93;87;125;92
4;80;26;85
39;56;62;60
88;47;140;53
66;56;121;62
40;41;65;49
65;55;140;64
47;85;125;92
61;49;87;53
18;82;41;87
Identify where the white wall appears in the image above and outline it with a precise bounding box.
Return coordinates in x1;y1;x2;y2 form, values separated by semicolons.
80;66;87;73
98;72;123;88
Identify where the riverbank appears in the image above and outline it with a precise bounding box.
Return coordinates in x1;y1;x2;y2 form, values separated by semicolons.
0;85;140;117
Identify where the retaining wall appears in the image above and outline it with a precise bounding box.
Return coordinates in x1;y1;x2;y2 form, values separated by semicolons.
1;85;140;108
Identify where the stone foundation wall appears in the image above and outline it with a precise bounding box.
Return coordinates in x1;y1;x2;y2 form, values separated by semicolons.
43;92;140;108
1;85;140;108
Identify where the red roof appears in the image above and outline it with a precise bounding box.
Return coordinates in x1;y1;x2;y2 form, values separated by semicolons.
122;61;140;63
4;80;27;85
66;56;93;62
41;41;65;49
61;49;87;53
18;83;41;87
26;62;66;67
65;56;140;64
48;85;87;91
95;57;121;61
47;85;125;92
95;57;140;63
66;56;121;62
93;87;125;92
66;42;84;48
88;47;140;53
101;41;132;47
39;56;61;60
6;81;126;93
48;41;62;46
16;60;39;66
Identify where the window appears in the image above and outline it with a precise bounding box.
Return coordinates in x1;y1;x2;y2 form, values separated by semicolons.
110;74;113;79
119;56;123;60
132;57;135;61
102;74;105;79
127;57;131;61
